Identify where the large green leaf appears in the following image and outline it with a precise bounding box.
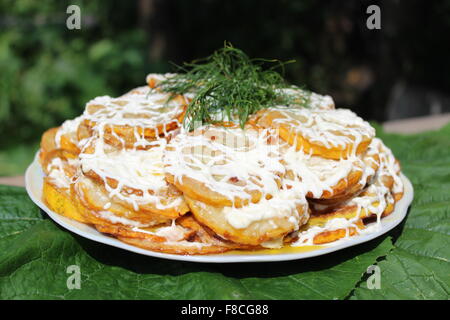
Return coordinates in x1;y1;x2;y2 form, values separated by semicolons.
1;124;449;300
0;185;393;299
350;125;450;299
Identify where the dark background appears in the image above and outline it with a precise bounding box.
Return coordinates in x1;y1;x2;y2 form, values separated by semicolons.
1;0;449;175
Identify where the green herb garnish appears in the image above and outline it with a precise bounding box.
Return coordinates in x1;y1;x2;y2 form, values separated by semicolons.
155;43;305;130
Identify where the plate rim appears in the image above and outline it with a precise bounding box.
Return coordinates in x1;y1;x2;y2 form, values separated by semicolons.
25;152;414;263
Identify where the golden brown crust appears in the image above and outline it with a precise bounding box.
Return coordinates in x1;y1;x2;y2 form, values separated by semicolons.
311;221;364;245
38;75;407;254
177;215;259;250
81;169;189;219
163;124;284;208
117;236;231;255
80;95;187;148
73;176;177;225
252;108;373;160
165;173;264;208
184;195;304;246
42;178;88;223
40;127;58;155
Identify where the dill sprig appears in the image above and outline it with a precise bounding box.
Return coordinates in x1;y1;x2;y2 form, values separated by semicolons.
156;43;306;130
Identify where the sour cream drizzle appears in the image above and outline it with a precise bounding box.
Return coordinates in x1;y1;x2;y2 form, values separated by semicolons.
61;85;189;220
277;86;335;110
164;125;287;203
43;73;405;248
292;139;403;246
273;108;376;157
83;86;186;130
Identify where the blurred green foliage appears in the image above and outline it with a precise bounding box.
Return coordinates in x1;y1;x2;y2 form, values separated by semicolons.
1;0;449;176
0;0;157;174
0;0;152;143
0;142;38;176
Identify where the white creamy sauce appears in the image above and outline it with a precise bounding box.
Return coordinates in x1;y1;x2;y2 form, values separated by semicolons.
131;220;187;241
48;83;190;226
278;86;335;110
80;141;167;192
46;157;72;189
79;134;184;212
98;211;147;227
223;183;307;229
281;142;361;198
132;225;208;248
73;85;193;214
273;108;376;157
83;91;185;130
261;237;285;249
42;73;405;249
372;138;404;194
146;73;177;85
164;126;287;204
291;140;401;247
54;116;84;147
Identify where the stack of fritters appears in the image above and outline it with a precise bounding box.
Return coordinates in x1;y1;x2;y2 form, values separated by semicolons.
164;124;309;248
40;74;404;254
251;104;403;245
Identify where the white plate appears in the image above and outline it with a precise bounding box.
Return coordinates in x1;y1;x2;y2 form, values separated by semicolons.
25;153;414;263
